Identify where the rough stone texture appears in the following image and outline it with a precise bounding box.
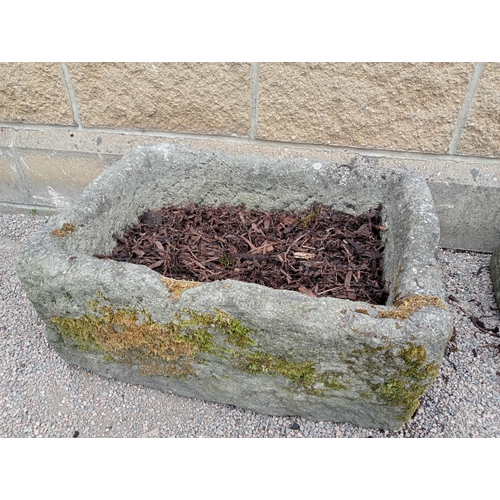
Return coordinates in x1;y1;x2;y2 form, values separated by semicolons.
458;63;500;158
18;151;111;208
0;63;73;125
257;62;474;153
67;63;251;135
16;145;452;430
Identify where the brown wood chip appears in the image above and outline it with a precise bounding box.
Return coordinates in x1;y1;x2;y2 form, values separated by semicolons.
293;252;316;260
103;203;389;304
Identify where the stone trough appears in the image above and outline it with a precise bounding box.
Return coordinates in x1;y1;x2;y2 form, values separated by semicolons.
16;144;453;430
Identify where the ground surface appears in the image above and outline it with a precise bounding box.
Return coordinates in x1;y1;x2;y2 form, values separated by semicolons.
1;214;499;438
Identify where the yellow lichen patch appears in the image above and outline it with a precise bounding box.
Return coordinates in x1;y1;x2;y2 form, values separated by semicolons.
51;222;76;238
355;308;369;315
91;310;194;362
52;301;216;377
160;276;201;298
377;295;446;320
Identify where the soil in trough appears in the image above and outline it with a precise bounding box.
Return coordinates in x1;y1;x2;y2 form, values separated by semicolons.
98;202;389;305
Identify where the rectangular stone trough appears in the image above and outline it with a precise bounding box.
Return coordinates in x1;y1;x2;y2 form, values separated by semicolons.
16;144;453;430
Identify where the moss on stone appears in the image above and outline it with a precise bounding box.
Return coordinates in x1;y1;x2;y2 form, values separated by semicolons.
377;294;446;320
52;293;263;377
51;223;76;238
238;351;346;396
160;277;201;298
317;371;347;392
52;301;206;377
51;315;103;352
51;293;347;396
345;342;440;422
355;308;369;315
177;308;255;349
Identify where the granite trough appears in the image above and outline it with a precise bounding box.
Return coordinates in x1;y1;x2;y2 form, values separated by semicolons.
16;144;453;430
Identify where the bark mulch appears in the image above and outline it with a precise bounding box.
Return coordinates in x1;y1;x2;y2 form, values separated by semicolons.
96;202;389;305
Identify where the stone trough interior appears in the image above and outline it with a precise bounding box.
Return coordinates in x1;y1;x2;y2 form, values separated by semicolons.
48;144;443;305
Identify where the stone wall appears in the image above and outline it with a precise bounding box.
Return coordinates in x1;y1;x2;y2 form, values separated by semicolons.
1;62;499;251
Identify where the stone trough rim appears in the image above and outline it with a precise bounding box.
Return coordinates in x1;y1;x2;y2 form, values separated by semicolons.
39;143;445;307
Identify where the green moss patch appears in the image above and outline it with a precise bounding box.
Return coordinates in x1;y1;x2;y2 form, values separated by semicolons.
238;351;346;396
52;300;214;377
346;342;440;422
51;293;347;396
178;308;255;349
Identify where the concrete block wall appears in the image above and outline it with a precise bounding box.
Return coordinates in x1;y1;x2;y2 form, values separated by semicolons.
1;62;499;251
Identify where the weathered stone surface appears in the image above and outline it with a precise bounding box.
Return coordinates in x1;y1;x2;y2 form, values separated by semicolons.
458;63;500;158
67;63;251;135
18;151;112;208
258;62;473;153
0;63;73;125
16;144;452;430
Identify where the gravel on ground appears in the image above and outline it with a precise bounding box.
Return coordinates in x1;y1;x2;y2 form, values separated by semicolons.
1;213;499;438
